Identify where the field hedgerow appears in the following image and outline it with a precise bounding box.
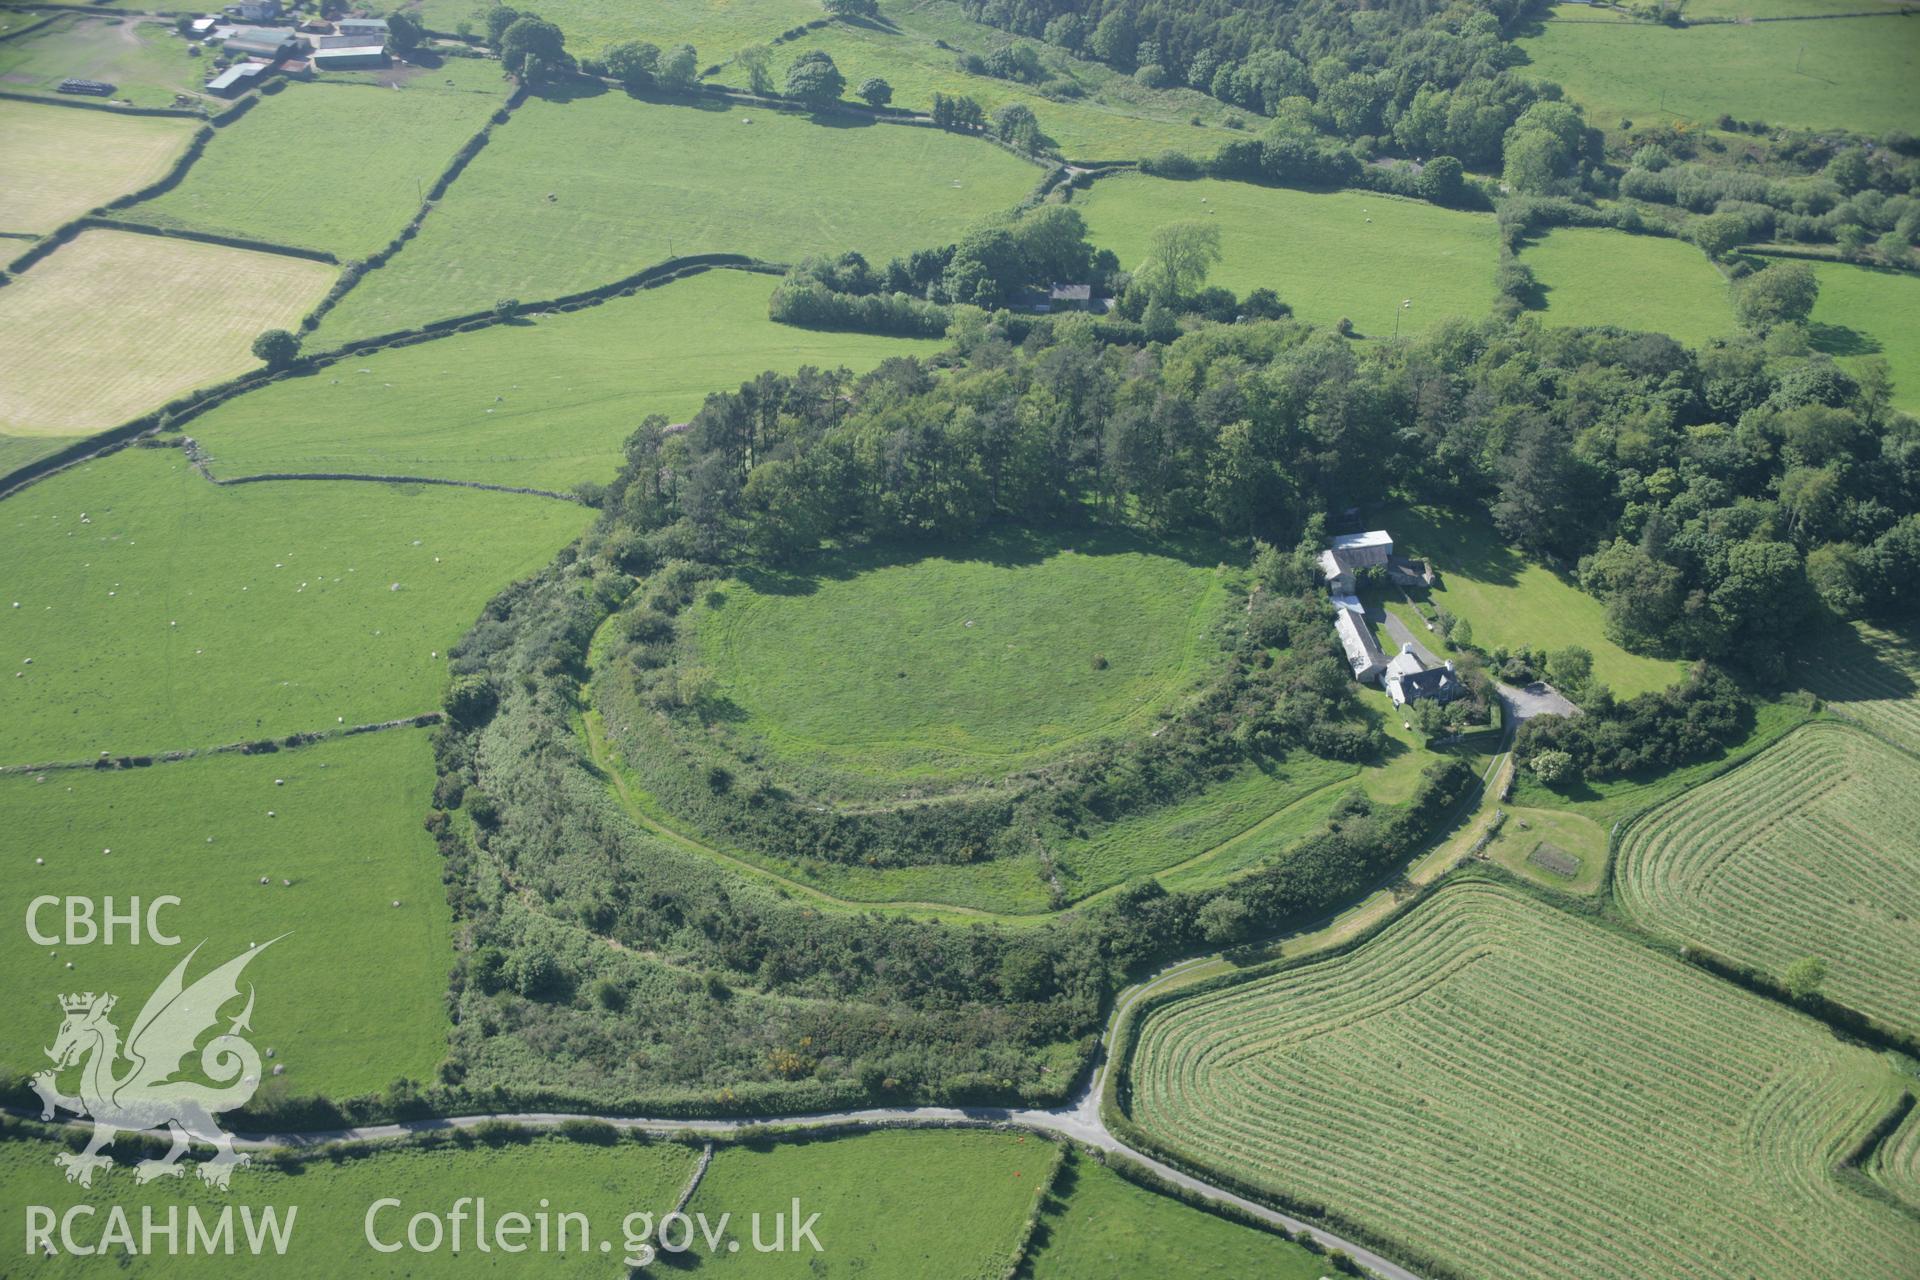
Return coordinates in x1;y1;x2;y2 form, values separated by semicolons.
1615;722;1920;1038
1126;880;1920;1280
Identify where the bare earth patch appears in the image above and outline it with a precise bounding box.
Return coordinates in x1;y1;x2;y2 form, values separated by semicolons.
0;229;334;435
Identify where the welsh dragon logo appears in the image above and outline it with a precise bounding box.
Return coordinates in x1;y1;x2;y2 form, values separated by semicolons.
31;939;280;1190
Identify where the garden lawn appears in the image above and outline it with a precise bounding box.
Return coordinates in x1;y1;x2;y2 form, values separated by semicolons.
1522;227;1735;346
760;2;1240;161
1126;879;1920;1280
1026;1152;1324;1280
311;91;1038;346
187;269;941;490
0;729;449;1099
0;447;590;763
691;529;1230;787
1480;804;1608;893
129;64;510;259
686;1129;1051;1279
1805;260;1920;413
0;15;206;109
0;98;194;235
1616;722;1920;1040
0;1128;698;1276
1518;6;1920;136
0;229;335;436
1074;174;1498;337
1388;504;1687;697
409;0;820;58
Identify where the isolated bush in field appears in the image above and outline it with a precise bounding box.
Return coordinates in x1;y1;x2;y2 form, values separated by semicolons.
1529;750;1576;784
1733;262;1819;332
1783;955;1827;1001
858;76;892;107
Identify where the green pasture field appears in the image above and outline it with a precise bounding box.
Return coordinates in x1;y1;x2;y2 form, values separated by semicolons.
1521;227;1735;346
1479;803;1608;893
0;229;335;437
0;447;590;764
311;92;1039;346
187;269;941;491
686;1129;1052;1278
0;728;449;1099
1073;174;1498;338
1387;505;1687;697
1797;620;1920;753
1803;261;1920;413
1684;0;1915;15
1518;6;1920;136
0;15;206;110
0;433;87;480
690;529;1230;789
409;0;820;57
1126;879;1920;1280
1025;1150;1324;1279
0;1127;698;1275
0;98;194;235
1616;722;1920;1037
755;1;1239;161
129;65;511;259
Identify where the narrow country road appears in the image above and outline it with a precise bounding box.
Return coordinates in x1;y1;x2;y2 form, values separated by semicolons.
9;952;1424;1280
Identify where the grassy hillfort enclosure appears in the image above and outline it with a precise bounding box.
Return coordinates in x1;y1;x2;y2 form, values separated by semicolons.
691;533;1229;786
4;0;1919;1274
0;230;335;437
128;62;512;260
1126;881;1920;1280
1075;174;1498;338
0;98;195;236
187;269;942;490
311;92;1039;345
0;448;589;762
0;729;450;1098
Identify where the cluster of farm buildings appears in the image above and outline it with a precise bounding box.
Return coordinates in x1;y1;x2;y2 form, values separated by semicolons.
187;2;394;97
1322;530;1463;708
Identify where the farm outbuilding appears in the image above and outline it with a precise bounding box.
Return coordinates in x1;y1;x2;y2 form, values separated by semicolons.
334;16;390;39
205;61;269;96
56;78;116;96
1333;596;1388;683
1319;529;1394;593
222;26;298;58
310;43;389;69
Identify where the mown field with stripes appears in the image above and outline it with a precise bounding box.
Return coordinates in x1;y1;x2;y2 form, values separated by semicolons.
1614;722;1920;1041
1124;880;1920;1280
1797;621;1920;755
1870;1104;1920;1208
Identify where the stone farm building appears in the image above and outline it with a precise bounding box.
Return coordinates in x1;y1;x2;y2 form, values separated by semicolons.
1333;594;1388;683
311;39;389;70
